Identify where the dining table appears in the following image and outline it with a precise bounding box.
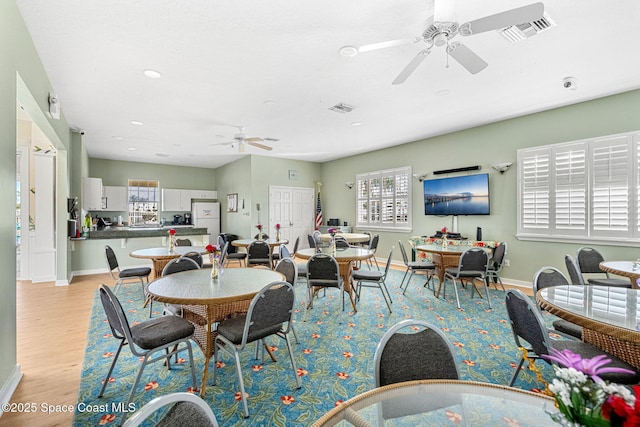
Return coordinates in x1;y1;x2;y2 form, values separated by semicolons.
311;379;558;426
318;233;370;244
296;246;374;312
537;284;640;370
414;244;466;298
129;246;207;278
146;267;284;395
599;261;640;288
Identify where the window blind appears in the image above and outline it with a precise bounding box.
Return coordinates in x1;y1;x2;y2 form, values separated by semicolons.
356;166;411;231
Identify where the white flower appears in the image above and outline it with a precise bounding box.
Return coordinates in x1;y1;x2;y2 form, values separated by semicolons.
549;379;573;407
554;367;588;385
601;382;636;406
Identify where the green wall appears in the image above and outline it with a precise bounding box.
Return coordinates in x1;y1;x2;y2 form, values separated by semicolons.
321;90;640;284
1;0;73;400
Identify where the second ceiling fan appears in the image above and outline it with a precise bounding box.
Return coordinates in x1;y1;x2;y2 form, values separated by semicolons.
349;2;545;84
215;126;278;153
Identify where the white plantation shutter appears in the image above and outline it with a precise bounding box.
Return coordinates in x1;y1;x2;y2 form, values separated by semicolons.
356;167;411;230
590;136;631;236
518;131;640;243
520;148;550;230
554;143;586;233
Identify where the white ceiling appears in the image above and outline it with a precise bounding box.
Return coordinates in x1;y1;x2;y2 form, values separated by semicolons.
16;0;640;169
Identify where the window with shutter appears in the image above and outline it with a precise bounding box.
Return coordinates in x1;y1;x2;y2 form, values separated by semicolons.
356;166;411;231
517;130;640;244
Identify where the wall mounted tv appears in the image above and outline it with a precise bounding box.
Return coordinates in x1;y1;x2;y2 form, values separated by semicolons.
423;173;490;216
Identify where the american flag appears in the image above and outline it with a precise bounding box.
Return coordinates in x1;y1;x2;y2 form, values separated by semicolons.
315;192;323;230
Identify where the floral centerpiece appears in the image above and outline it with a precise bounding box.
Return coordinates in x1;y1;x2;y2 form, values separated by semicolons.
256;224;263;240
168;228;177;252
440;226;448;249
327;227;338;255
206;244;221;279
275;223;281;241
542;349;639;426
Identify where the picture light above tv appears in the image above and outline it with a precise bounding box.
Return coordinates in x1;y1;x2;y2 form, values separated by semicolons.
423;173;490;216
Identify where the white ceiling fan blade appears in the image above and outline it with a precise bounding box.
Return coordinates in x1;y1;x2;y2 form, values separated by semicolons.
247;141;273;151
392;48;431;85
357;37;422;53
244;137;264;142
447;42;488;74
459;2;544;36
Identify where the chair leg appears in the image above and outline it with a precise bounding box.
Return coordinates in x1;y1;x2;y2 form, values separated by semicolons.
482;277;493;309
232;349;250;418
284;332;302;389
98;340;125;397
379;281;393;313
399;269;409;290
509;357;526;387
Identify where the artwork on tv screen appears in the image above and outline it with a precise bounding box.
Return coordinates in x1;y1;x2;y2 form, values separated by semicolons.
423;173;490;215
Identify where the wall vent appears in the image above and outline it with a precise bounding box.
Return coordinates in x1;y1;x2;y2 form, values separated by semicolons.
499;13;555;43
329;102;356;114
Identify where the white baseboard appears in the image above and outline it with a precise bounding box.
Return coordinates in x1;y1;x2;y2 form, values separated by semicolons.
0;364;23;415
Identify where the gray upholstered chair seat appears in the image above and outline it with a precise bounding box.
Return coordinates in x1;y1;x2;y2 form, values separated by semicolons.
352;269;382;281
407;261;434;270
131;316;195;349
216;315;282;344
155;401;216;427
119;267;152;278
444;268;483;278
551;319;583;339
586;278;631;287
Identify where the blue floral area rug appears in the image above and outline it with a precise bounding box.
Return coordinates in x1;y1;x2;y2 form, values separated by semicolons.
73;267;556;426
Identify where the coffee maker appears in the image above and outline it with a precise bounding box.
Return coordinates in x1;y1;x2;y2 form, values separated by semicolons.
172;214;183;225
184;212;192;225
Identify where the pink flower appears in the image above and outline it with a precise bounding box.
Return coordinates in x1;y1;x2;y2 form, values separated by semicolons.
441;226;448;234
168;228;176;236
327;227;338;235
542;349;635;384
256;224;262;230
206;244;219;254
275;223;281;230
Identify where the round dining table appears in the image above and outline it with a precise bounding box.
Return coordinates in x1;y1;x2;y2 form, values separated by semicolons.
296;246;373;312
537;284;640;370
415;244;466;297
599;261;640;288
311;379;558;426
129;246;207;278
231;237;289;249
318;233;370;244
146;267;284;395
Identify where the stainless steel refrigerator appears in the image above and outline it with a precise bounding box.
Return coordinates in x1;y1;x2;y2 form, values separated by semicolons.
192;202;220;238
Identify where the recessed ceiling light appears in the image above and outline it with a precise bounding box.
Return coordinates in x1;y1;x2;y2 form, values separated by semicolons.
351;122;363;127
128;147;137;151
264;100;276;106
155;153;170;157
143;69;162;79
339;45;358;57
112;136;124;140
130;120;144;126
436;89;450;96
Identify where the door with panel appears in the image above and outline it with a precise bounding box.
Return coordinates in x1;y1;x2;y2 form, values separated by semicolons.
269;186;314;250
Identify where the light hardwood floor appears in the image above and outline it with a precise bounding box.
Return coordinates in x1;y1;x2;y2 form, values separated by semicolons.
3;274;108;426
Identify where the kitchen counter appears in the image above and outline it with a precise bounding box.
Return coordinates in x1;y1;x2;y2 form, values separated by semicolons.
87;226;208;239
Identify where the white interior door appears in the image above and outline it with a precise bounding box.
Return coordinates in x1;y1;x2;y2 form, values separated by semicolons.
269;186;314;250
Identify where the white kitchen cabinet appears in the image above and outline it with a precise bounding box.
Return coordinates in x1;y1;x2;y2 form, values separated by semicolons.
103;186;127;211
191;190;217;200
162;188;217;211
83;177;103;210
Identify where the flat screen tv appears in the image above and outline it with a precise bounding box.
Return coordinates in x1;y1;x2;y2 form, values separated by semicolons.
423;173;490;215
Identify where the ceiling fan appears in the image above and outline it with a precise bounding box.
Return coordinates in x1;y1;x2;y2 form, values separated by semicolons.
348;2;545;84
214;126;278;153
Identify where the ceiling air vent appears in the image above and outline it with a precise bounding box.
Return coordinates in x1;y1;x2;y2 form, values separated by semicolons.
329;102;356;114
499;13;555;43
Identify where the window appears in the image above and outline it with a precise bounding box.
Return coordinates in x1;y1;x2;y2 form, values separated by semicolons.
356;166;411;231
128;179;159;225
517;131;640;244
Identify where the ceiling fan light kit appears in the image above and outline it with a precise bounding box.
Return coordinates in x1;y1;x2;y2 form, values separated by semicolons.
213;126;278;153
352;2;546;84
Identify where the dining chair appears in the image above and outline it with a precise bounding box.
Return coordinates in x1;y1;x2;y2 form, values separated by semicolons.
334;236;350;248
182;251;204;268
576;247;631;287
104;245;151;296
218;235;246;267
275;258;300;343
532;266;582;340
443;248;491;309
307;234;317;250
247;240;272;269
373;319;460;420
505;289;640;387
161;257;201;317
366;234;380;270
306;253;345;311
175;238;192;246
398;240;435;295
353;248;393;313
564;254;586;285
271;243;290;268
98;285;197;424
213;281;301;418
485;242;507;292
122;392;218;427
